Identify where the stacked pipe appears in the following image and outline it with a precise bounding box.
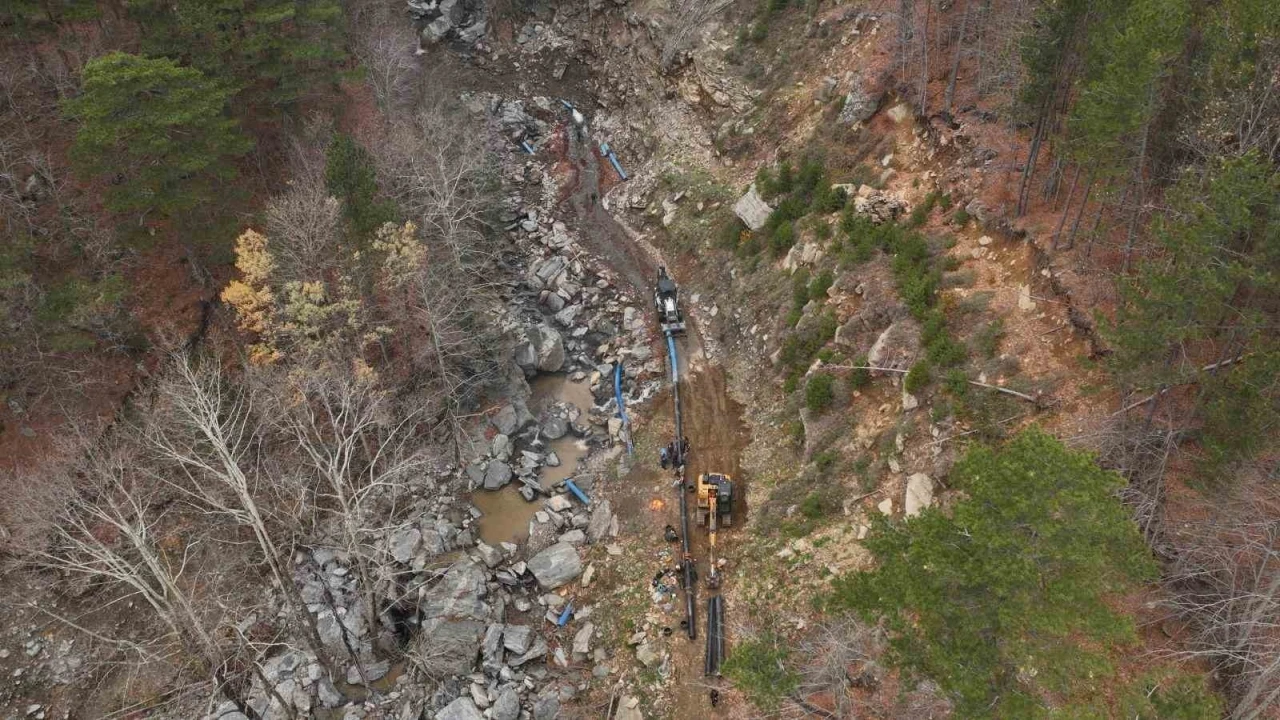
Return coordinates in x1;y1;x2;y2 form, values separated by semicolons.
704;595;726;676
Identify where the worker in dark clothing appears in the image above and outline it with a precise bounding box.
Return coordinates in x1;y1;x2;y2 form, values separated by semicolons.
659;445;671;469
664;525;678;542
710;689;720;707
676;436;690;465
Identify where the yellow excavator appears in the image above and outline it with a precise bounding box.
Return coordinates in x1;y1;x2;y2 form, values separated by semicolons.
695;473;733;589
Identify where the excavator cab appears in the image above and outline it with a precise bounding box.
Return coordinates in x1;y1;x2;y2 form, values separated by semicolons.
695;473;734;530
654;266;685;334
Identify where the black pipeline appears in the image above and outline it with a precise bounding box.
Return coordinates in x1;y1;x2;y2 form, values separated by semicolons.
666;328;697;641
704;594;726;676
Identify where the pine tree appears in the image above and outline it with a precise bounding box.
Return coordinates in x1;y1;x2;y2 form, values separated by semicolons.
830;428;1156;716
1104;154;1280;472
64;52;253;217
125;0;346;111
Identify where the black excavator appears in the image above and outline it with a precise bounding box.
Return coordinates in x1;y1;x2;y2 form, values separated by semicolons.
654;266;686;334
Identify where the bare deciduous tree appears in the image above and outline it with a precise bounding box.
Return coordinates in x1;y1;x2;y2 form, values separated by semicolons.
264;365;426;647
348;0;421;109
1165;484;1280;720
25;444;256;714
144;354;335;677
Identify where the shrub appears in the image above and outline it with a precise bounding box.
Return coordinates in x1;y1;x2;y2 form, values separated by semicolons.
805;372;836;414
904;360;931;394
847;355;871;390
974;319;1004;358
952;208;971;226
771;221;797;256
721;633;798;711
944;368;969;397
791;267;811;307
808;269;834;301
828;429;1157;715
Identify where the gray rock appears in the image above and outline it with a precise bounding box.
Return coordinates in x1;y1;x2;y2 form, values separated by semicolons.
491;688;520;720
420;559;488;621
421;15;453;43
418;618;486;675
558;529;586;546
532;324;565;372
905;473;934;517
546;494;573;513
541;415;569;440
346;658;390;685
837;73;883;124
532;695;560;720
614;696;643;720
389;527;422;564
316;676;343;708
635;643;660;668
514;339;538;373
502;624;533;654
733;185;773;231
573;622;594;655
491;433;512;459
493;405;520;435
484;461;513;490
510;636;548;666
436;697;484;720
586;500;613;542
527;542;582;589
475;541;503;568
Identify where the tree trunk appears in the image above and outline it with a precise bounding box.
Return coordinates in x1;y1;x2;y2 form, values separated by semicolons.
1065;172;1095;250
943;0;971;114
918;0;931;115
1051;164;1081;250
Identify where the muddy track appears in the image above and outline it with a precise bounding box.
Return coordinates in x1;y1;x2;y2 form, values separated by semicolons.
565;121;749;717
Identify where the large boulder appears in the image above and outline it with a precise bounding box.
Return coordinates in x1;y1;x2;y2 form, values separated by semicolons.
389;526;422;564
421;559;488;621
436;696;485;720
905;473;934;517
586;500;614;543
733;185;773;231
491;688;520;720
837;71;885;125
530;324;565;373
484;461;513;490
418;618;487;676
526;542;582;589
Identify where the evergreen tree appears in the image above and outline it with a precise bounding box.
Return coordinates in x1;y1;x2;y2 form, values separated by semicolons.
64;52;253;217
125;0;346;110
830;428;1156;717
1104;154;1280;471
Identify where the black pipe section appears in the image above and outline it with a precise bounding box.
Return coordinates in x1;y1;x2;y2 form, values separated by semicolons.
666;327;697;640
704;595;725;675
716;595;726;673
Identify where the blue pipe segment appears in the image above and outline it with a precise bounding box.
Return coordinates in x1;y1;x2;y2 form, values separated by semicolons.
557;603;574;627
565;479;590;505
520;140;535;154
614;363;634;456
599;142;629;181
665;332;679;384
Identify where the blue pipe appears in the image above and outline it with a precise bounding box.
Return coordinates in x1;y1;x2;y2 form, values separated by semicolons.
665;332;679;384
599;142;628;181
520;140;535;154
557;603;574;626
564;479;590;505
614;363;634;456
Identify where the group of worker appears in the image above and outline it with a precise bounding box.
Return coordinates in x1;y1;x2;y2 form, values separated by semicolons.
658;436;690;470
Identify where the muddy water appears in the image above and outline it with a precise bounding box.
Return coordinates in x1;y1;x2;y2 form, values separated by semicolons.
473;375;596;546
